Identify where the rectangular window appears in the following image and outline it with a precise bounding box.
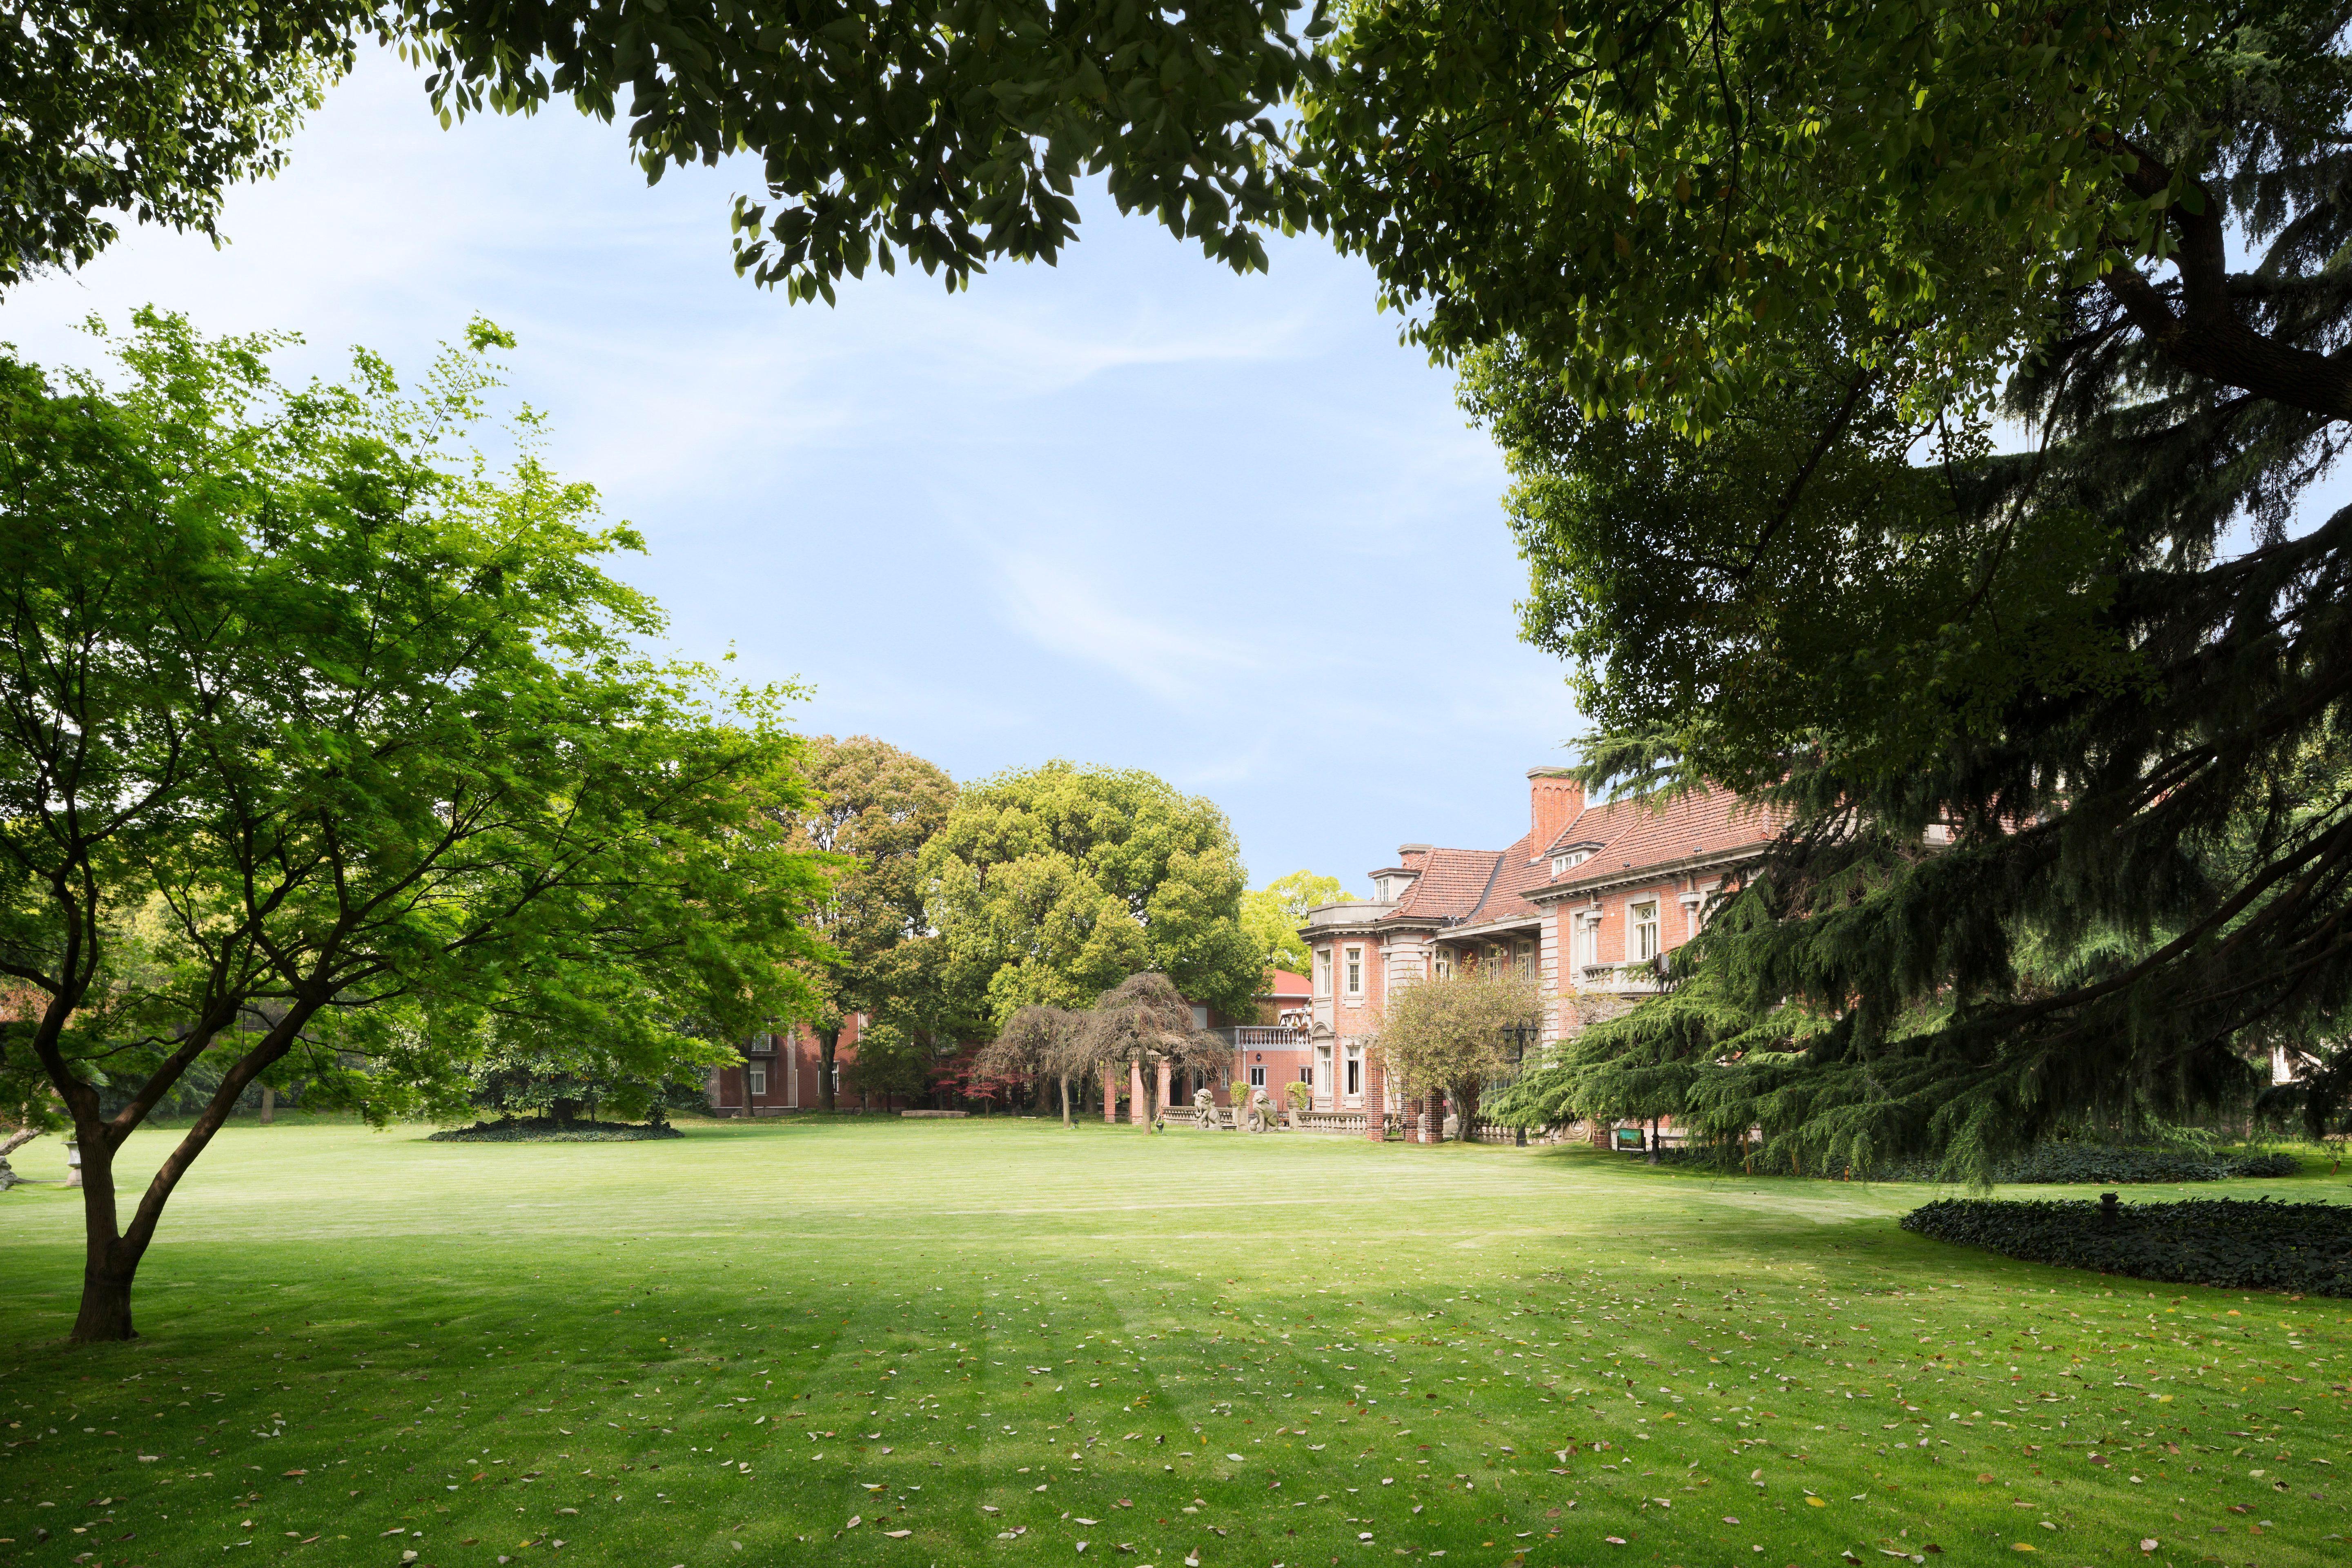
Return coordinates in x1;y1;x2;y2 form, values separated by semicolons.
1572;916;1596;969
1298;1066;1314;1084
1314;947;1331;996
1433;950;1451;980
1632;901;1660;961
748;1065;768;1096
1345;1051;1362;1097
1190;1005;1209;1030
1248;1065;1266;1088
1344;946;1363;995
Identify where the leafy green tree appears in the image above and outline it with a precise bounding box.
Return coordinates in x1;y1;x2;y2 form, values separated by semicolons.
0;312;824;1340
1311;0;2352;1175
1371;969;1545;1142
838;1018;938;1109
0;2;353;289
4;3;1324;302
1240;870;1358;978
458;1022;708;1128
922;761;1262;1027
777;735;958;1111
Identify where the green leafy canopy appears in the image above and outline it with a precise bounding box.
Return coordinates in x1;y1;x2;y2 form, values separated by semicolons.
0;309;829;1339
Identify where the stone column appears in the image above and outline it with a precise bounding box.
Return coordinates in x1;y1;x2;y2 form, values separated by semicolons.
1363;1056;1386;1143
1129;1059;1148;1125
1103;1062;1119;1124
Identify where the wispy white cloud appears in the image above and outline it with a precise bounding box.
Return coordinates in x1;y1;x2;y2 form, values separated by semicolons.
0;40;1589;886
993;551;1268;708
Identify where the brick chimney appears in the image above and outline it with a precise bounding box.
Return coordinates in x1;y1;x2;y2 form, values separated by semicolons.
1528;766;1584;853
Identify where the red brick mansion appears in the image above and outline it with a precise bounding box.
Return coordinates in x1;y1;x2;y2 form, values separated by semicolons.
1287;766;1777;1136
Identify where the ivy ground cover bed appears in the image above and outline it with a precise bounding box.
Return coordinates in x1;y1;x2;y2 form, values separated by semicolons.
1903;1200;2352;1297
2;1122;2350;1568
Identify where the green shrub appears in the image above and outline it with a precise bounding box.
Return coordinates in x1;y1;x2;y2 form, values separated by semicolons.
428;1116;682;1143
1901;1197;2352;1296
1663;1144;2299;1183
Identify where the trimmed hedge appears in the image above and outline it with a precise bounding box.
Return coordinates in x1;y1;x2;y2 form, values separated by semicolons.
428;1116;682;1143
1902;1196;2352;1296
1663;1145;2299;1183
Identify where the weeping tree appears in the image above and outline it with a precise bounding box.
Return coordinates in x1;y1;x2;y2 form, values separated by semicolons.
977;1004;1085;1126
1071;972;1230;1127
1371;968;1547;1142
1309;0;2352;1178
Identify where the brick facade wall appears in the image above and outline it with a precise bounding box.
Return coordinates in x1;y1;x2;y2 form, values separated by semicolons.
708;1016;863;1116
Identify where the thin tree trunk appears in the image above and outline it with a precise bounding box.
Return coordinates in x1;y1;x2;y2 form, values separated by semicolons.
0;1125;39;1159
1059;1075;1072;1128
817;1027;839;1113
68;1006;313;1342
260;1086;275;1124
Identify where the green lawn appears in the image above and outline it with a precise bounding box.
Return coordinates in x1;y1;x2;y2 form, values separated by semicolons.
2;1119;2348;1568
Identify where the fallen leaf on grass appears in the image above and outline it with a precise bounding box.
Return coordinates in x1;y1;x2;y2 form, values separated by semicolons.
884;1530;912;1538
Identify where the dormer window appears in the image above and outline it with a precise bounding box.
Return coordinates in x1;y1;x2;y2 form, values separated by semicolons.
1550;849;1590;879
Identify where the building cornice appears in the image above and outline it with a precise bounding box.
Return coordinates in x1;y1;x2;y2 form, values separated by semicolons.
1526;843;1769;904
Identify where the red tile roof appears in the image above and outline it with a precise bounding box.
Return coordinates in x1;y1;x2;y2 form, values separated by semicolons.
1387;846;1506;924
1541;786;1783;891
1379;784;1781;927
1260;969;1311;999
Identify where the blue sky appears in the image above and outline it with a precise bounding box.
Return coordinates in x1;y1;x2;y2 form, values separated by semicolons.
0;50;1581;891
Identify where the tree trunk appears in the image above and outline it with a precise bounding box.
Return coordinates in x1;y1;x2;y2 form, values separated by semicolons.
68;1120;146;1341
1059;1075;1072;1128
1646;1117;1660;1165
817;1028;839;1113
74;1238;140;1341
0;1125;40;1159
61;1005;315;1343
260;1086;275;1124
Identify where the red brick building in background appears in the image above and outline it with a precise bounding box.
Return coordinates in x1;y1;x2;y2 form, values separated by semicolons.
706;1015;864;1115
1300;766;1778;1140
706;768;1775;1133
